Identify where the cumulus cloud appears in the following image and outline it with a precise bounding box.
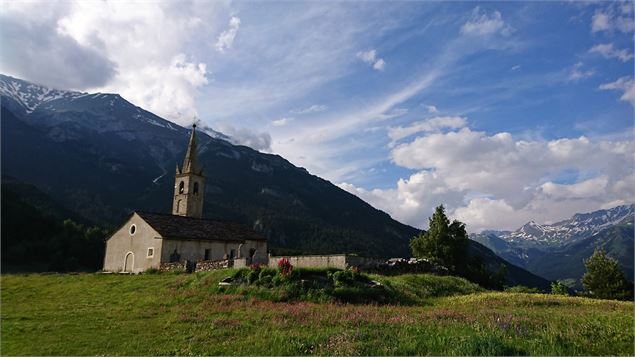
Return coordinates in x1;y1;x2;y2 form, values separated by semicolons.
290;104;328;114
388;116;467;142
589;43;633;62
340;124;634;232
356;49;386;71
460;7;511;36
215;124;272;151
215;16;241;53
1;1;218;124
568;62;594;82
599;76;635;106
0;4;116;90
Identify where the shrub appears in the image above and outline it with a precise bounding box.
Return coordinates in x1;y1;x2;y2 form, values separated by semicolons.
277;258;293;277
550;281;569;296
332;269;370;287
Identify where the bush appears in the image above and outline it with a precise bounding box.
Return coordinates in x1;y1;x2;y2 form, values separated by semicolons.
331;269;369;287
550;281;569;295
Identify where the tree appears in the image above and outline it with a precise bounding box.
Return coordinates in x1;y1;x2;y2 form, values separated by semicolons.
410;205;468;272
582;248;631;300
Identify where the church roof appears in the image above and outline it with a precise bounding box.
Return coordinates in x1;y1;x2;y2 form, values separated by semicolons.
136;211;266;242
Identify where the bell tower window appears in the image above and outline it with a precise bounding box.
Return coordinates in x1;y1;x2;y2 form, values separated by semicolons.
193;182;199;195
179;181;185;194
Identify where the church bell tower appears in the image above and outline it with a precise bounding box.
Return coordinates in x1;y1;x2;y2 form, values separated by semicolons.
172;124;205;218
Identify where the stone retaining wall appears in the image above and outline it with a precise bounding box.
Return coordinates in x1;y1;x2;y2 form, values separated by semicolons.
195;259;233;272
159;261;188;272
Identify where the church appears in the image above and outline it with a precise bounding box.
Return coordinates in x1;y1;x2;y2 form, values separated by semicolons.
103;125;268;273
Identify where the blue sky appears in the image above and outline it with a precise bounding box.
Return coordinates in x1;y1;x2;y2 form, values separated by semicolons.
1;1;633;231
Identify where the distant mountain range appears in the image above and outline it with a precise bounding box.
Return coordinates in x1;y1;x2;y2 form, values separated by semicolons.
471;205;634;288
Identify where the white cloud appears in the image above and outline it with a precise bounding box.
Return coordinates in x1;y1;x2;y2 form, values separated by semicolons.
4;1;222;124
591;6;634;33
511;65;521;71
388;116;467;142
215;124;272;151
373;58;386;71
460;7;511;36
568;62;594;82
290;104;328;114
272;117;294;127
341;124;634;232
589;43;633;62
357;49;386;71
215;16;241;53
599;76;635;106
424;104;439;113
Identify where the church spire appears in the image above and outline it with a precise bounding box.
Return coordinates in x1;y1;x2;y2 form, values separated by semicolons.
172;124;205;218
182;124;200;174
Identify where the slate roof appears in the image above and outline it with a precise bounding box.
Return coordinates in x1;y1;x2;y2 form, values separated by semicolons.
136;211;266;242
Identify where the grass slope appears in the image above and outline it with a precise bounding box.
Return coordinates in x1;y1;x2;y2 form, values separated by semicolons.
2;272;633;356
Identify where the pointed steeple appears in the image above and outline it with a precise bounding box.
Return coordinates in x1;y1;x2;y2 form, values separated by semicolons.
182;124;200;174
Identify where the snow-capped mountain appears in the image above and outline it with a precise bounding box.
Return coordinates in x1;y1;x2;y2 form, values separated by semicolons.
0;74;85;113
499;204;634;247
471;205;634;287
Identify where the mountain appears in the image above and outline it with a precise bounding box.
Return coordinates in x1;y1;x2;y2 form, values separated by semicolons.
471;205;634;288
1;74;551;289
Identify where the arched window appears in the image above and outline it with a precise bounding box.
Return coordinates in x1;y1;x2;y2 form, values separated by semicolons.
193;182;199;195
179;181;185;194
177;199;182;213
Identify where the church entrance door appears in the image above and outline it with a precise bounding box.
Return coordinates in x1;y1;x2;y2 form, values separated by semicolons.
124;252;134;272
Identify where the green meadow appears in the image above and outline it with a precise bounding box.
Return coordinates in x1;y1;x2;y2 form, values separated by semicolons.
2;271;633;356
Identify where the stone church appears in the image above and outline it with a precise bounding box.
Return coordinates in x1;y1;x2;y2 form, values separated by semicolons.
103;125;268;273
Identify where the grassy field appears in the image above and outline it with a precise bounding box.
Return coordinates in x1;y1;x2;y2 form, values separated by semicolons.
2;271;633;356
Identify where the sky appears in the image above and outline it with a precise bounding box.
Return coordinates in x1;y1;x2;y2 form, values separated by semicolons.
1;1;634;232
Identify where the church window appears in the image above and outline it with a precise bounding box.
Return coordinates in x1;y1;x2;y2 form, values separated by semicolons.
129;224;136;236
249;248;256;258
147;247;154;258
229;249;235;259
177;199;182;213
179;181;185;194
204;248;211;260
193;182;199;195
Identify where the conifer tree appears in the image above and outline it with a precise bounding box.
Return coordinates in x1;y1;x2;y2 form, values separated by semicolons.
582;248;631;300
410;205;468;271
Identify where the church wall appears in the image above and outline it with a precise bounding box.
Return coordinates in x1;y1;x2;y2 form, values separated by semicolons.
161;239;242;263
103;213;163;273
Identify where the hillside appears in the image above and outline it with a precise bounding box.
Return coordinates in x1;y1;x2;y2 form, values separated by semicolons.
1;273;632;355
